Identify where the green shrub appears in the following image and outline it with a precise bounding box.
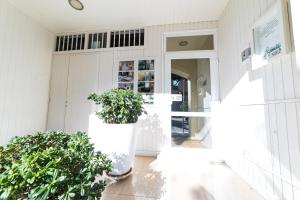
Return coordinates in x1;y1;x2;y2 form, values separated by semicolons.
0;131;112;200
88;89;145;124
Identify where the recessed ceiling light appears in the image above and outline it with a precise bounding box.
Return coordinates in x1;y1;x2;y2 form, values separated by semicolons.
68;0;84;11
179;41;188;46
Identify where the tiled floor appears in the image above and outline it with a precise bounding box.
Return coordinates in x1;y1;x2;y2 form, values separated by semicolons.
172;139;207;148
102;148;264;200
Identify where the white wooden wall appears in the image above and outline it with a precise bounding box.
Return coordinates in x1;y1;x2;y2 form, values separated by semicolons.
217;0;300;199
0;0;54;145
48;21;218;155
290;0;300;66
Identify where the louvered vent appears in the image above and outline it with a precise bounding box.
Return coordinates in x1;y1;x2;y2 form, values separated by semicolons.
87;32;107;49
55;34;85;52
110;29;144;48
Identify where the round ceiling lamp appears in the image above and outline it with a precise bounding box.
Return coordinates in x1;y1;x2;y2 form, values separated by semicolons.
68;0;84;11
179;41;189;47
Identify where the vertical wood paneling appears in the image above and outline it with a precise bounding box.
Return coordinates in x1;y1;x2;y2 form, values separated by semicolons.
218;0;299;199
276;104;293;200
0;0;53;145
269;104;283;197
282;55;295;99
46;55;69;131
98;51;114;93
273;58;285;100
291;53;300;98
264;105;276;195
286;103;300;188
65;54;99;133
265;63;275;101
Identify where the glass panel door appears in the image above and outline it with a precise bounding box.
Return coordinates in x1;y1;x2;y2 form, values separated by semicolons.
171;58;212;148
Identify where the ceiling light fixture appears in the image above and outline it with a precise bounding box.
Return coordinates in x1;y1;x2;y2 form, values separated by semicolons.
68;0;84;11
179;41;188;47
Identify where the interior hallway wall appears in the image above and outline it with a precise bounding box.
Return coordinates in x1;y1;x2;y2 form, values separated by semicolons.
197;59;211;146
217;0;300;199
0;0;54;145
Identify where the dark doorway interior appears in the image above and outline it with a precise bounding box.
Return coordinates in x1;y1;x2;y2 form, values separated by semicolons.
171;73;190;141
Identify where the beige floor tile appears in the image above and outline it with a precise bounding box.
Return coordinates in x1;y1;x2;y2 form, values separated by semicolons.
172;139;208;148
105;194;157;200
117;171;165;198
133;156;156;172
103;147;264;200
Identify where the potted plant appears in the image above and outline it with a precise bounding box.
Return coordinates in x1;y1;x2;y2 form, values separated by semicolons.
88;89;145;177
0;131;112;199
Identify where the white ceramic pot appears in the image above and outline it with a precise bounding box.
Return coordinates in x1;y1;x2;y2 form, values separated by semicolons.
88;114;138;176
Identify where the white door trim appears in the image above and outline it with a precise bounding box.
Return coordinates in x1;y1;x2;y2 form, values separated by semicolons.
162;29;219;147
164;51;219;103
163;29;219;101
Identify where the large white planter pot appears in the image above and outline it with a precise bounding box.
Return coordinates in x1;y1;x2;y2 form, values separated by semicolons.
88;114;138;176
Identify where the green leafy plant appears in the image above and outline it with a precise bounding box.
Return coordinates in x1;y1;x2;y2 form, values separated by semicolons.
0;131;112;200
88;89;145;124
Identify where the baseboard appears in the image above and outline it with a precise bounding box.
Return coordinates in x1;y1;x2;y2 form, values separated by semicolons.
135;150;159;157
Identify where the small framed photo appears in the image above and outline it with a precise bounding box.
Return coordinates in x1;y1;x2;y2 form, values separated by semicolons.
118;72;134;82
138;82;154;93
119;61;134;72
138;60;155;70
251;0;290;68
118;83;134;90
138;71;155;82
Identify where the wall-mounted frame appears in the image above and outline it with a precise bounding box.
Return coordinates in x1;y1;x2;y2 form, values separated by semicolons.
117;61;135;90
251;0;290;68
138;60;155;104
116;59;156;104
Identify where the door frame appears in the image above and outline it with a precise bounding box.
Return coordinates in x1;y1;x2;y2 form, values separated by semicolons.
163;29;220;145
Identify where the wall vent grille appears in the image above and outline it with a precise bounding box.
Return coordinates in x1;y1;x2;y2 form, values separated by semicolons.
55;34;85;52
87;32;107;49
110;29;144;48
54;28;144;52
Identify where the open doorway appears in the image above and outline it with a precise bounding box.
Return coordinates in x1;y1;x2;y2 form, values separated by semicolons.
171;59;212;148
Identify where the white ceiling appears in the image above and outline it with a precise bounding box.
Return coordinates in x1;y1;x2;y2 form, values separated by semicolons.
8;0;229;33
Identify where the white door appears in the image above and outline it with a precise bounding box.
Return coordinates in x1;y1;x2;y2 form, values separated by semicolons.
47;54;69;131
65;53;99;132
164;53;219;147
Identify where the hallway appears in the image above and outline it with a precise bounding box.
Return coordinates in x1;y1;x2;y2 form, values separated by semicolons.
103;147;264;200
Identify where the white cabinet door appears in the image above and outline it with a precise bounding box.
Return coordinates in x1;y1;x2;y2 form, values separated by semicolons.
99;51;114;93
65;53;99;133
46;54;69;131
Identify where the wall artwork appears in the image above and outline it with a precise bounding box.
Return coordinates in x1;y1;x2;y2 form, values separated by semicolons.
251;0;290;68
138;59;155;104
117;59;155;104
118;61;134;90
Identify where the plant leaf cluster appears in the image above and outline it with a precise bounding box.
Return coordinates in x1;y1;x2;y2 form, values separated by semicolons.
0;131;112;200
88;89;145;124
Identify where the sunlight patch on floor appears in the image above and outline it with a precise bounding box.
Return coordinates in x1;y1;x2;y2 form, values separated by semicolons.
102;147;264;200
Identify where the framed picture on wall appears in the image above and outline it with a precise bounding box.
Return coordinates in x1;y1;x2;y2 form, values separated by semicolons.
119;61;134;71
116;59;155;104
138;59;155;104
138;71;155;82
138;60;155;70
118;72;134;82
117;60;135;90
118;83;134;90
251;0;290;68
